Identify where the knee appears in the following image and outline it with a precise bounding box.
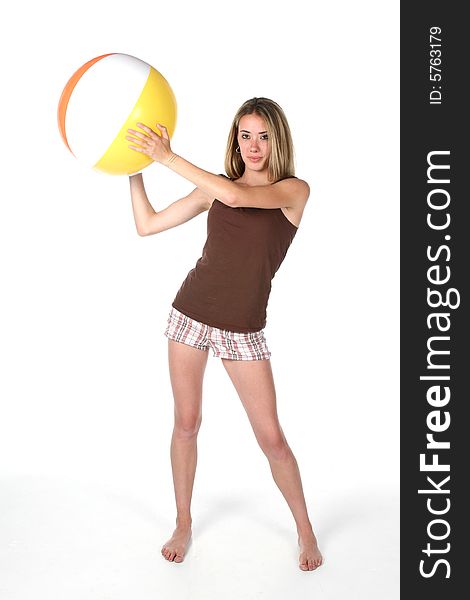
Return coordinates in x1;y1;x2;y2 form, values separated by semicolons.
173;416;202;440
259;432;291;461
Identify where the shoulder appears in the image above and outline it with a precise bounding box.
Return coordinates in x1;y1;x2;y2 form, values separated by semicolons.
274;177;310;206
192;174;231;211
206;173;232;209
186;186;216;211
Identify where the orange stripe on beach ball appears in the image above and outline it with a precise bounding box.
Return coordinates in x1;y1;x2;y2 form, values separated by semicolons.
57;53;113;153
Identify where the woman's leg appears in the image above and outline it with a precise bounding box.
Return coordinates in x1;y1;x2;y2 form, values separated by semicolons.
161;339;209;563
221;358;323;571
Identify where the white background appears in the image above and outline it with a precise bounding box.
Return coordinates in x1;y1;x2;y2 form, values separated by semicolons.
0;1;399;598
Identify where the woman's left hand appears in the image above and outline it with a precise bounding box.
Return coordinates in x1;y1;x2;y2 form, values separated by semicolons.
126;123;175;165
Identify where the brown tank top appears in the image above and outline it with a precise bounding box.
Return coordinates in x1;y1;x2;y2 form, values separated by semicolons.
172;196;298;332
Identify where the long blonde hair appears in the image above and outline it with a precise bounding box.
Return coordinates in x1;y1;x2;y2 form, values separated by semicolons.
224;97;295;183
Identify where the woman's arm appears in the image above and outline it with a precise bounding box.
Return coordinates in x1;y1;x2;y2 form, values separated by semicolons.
129;173;212;236
126;124;309;210
164;153;310;210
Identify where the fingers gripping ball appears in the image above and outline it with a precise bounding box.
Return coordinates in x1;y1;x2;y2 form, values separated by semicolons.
57;53;177;175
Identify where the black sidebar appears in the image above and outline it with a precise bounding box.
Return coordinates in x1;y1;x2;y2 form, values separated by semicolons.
401;2;468;598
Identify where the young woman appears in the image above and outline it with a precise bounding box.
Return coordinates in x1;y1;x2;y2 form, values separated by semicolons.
126;98;323;571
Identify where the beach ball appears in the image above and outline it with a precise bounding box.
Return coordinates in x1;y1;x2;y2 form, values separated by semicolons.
57;53;177;175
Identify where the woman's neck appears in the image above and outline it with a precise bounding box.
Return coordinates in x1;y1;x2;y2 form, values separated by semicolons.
236;168;271;187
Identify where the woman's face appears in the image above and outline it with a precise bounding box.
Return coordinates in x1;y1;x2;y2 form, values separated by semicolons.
237;113;271;172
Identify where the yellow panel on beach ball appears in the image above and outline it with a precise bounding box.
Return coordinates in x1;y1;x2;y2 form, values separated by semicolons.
94;67;177;175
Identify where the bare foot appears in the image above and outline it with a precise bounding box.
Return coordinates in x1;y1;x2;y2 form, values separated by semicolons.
161;523;192;563
298;531;323;571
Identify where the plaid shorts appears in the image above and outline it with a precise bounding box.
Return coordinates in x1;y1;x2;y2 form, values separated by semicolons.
164;307;271;361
